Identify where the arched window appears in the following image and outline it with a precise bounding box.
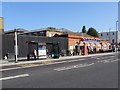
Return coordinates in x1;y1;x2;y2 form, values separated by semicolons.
98;44;102;49
92;43;96;48
103;44;107;50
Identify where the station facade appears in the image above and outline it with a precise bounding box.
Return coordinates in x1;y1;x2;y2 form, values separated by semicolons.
1;28;110;60
56;33;110;56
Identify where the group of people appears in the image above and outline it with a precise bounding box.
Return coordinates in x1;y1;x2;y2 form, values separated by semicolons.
87;46;96;54
27;49;37;60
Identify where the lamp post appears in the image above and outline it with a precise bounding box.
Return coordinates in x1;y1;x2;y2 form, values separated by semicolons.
109;28;111;44
14;28;18;63
116;20;118;48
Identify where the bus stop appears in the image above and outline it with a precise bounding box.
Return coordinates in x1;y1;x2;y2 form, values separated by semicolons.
26;41;60;60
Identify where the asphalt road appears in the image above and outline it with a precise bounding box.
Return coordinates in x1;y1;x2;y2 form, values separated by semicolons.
1;52;119;88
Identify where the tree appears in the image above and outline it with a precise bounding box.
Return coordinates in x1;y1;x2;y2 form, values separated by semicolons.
47;27;56;30
87;27;99;37
82;26;87;33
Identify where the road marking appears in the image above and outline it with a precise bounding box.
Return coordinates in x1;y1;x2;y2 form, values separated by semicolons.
91;56;116;60
103;60;110;63
54;63;94;71
0;74;29;81
68;59;85;62
97;59;118;63
109;56;116;58
101;57;116;59
103;59;118;63
75;63;94;68
0;67;22;71
96;58;100;59
110;59;118;62
1;59;86;71
97;58;117;63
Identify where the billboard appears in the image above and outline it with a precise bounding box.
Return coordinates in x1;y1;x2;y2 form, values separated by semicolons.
38;43;47;59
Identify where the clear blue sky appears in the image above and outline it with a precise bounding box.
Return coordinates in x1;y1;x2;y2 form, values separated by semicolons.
2;2;118;32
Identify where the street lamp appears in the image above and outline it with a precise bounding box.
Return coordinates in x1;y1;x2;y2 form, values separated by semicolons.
109;28;111;44
116;20;118;48
14;28;18;63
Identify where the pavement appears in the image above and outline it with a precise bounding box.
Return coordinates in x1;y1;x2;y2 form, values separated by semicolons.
1;52;119;88
0;52;118;67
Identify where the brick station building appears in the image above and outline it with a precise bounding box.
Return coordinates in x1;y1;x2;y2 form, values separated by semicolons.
56;33;110;55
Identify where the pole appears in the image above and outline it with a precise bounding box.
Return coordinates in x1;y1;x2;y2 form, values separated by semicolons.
82;32;83;38
116;21;118;48
15;29;18;63
109;28;111;44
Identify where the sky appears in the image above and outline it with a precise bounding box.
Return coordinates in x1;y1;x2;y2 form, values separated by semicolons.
2;2;118;32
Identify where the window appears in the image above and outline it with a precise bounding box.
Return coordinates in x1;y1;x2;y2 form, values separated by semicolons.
38;32;46;36
98;44;101;49
112;39;114;43
103;44;107;50
113;32;114;35
92;43;96;48
107;33;108;36
31;32;38;36
101;34;102;36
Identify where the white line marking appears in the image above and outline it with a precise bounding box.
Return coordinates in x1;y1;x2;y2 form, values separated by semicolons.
110;59;118;62
109;56;116;58
98;58;117;63
96;58;100;59
54;63;94;71
0;74;29;81
1;59;86;71
0;67;22;71
68;59;85;62
1;64;43;71
101;57;116;59
103;60;110;63
103;59;118;63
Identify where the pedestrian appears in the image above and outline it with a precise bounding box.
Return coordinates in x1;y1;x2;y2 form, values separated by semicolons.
33;49;37;60
27;53;30;60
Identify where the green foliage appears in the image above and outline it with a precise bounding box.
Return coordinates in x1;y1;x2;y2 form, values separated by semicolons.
47;27;56;30
87;27;99;37
82;26;87;33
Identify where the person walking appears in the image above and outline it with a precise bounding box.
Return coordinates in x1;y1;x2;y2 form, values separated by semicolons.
33;49;37;60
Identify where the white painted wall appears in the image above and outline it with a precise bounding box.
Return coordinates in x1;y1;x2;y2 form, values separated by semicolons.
99;31;119;44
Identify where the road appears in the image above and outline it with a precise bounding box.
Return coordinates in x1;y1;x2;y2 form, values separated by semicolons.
1;52;119;88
